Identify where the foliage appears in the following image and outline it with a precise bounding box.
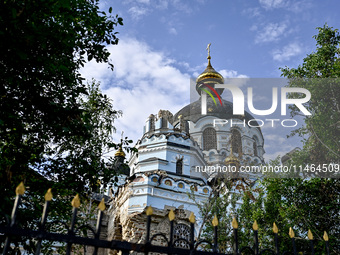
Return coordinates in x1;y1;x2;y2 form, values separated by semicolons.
261;178;340;254
189;179;240;253
0;0;125;192
278;24;340;253
0;0;133;252
280;24;340;164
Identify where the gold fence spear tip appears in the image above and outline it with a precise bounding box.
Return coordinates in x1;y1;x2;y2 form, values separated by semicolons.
98;198;105;211
168;209;175;221
232;218;238;229
146;206;153;216
289;227;295;238
16;182;25;195
273;222;278;234
323;231;329;241
71;194;81;208
212;214;218;227
189;212;196;224
253;220;258;231
44;188;53;201
308;229;313;240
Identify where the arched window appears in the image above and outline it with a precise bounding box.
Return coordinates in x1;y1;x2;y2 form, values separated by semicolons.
176;158;183;175
203;127;217;150
253;142;258;157
173;224;190;249
231;129;242;154
253;136;259;157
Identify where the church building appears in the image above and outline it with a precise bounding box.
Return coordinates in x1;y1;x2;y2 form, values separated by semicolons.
106;48;265;252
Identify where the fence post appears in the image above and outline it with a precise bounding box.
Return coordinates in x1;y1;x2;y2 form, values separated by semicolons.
66;194;80;255
93;198;105;255
189;212;196;253
212;215;218;253
273;223;279;255
253;220;259;255
323;231;330;255
2;182;25;255
289;227;297;255
168;209;175;247
232;217;238;255
144;206;153;255
308;229;315;255
35;188;53;255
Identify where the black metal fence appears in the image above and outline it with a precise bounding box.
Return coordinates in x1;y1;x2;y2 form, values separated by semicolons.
0;182;335;255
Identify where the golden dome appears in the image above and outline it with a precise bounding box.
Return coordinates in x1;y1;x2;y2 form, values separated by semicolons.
115;147;126;157
224;147;240;166
196;57;224;84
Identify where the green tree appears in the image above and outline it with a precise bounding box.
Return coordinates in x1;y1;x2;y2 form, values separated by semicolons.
266;24;340;254
280;24;340;164
261;178;340;254
0;0;124;192
0;0;132;252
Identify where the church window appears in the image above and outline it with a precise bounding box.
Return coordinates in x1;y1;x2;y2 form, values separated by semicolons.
253;136;259;157
176;158;183;175
203;187;209;194
231;129;242;154
203;127;217;150
151;176;158;182
173;224;190;249
253;142;258;157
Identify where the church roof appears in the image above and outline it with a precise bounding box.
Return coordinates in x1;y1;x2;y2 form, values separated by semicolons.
196;57;224;85
174;97;261;129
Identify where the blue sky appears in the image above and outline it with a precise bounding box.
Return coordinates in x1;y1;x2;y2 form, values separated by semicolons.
81;0;340;161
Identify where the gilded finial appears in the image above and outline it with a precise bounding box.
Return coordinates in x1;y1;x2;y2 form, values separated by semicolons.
212;214;218;227
44;188;53;201
189;212;196;223
98;198;106;211
206;43;212;66
115;132;126;157
16;182;25;195
323;231;329;241
168;209;175;221
146;206;153;216
308;229;314;240
273;222;278;234
289;227;295;238
71;194;81;208
206;43;211;58
232;218;238;229
253;220;258;231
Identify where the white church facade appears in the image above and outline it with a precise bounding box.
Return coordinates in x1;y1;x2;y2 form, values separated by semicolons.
105;50;265;252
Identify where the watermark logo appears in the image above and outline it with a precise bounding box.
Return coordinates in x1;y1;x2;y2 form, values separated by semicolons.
201;83;311;116
199;83;223;108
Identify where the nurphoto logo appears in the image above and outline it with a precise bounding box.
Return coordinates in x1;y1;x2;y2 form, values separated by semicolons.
199;82;312;128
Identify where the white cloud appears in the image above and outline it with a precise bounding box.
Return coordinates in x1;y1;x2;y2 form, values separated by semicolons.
80;38;190;145
272;42;302;62
169;27;177;35
255;22;288;44
219;69;248;79
259;0;286;9
128;6;149;19
242;7;261;18
80;38;251;155
259;0;311;12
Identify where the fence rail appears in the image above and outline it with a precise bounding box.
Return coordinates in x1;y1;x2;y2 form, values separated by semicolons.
0;182;335;255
